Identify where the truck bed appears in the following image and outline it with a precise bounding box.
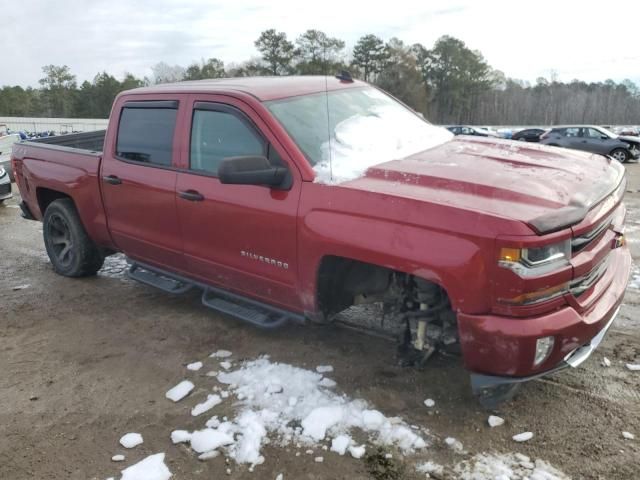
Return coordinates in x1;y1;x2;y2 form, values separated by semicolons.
28;130;106;153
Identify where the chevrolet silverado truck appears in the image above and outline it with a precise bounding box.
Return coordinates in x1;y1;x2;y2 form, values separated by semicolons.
11;76;631;406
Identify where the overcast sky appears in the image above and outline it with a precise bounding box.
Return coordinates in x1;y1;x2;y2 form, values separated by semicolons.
3;0;640;87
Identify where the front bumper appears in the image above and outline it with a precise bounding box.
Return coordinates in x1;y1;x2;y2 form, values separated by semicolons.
457;245;631;379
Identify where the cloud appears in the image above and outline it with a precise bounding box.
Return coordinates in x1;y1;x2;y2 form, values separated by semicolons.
2;0;639;87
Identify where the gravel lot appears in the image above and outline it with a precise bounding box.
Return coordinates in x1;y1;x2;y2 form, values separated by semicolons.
1;163;639;480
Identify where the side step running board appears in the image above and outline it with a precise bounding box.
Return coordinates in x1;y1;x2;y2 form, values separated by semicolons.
127;260;303;329
128;263;193;294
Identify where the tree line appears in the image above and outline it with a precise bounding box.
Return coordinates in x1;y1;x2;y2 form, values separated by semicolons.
1;29;639;125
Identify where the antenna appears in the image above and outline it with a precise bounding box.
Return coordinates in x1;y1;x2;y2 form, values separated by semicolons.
324;48;332;181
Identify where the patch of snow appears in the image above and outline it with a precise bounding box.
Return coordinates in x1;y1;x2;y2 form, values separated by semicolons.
192;394;222;416
120;453;172;480
165;380;194;402
424;398;435;408
175;356;427;467
330;434;352;455
348;445;366;459
275;474;283;480
11;284;30;291
119;433;143;449
314;456;324;463
206;371;219;377
454;453;569;480
220;361;232;370
416;460;444;476
170;430;192;444
313;103;453;185
190;428;235;454
512;432;534;442
488;415;505;428
316;365;334;373
187;361;203;371
198;450;220;461
210;350;232;358
602;357;611;367
112;454;125;462
444;437;464;452
319;377;336;388
206;416;220;428
622;431;635;440
626;363;640;371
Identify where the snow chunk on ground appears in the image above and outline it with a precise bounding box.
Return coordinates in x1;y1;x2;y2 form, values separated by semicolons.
416;461;444;476
302;405;344;440
330;434;352;455
488;415;505;427
424;398;435;408
165;380;194;402
454;453;569;480
445;437;464;452
602;357;611;367
190;428;235;453
119;433;143;449
210;350;232;358
348;445;366;459
171;430;192;444
316;365;333;373
275;474;283;480
622;431;635;440
220;361;232;370
187;361;203;371
626;363;640;371
513;432;534;442
319;377;336;388
112;454;125;462
120;453;172;480
192;394;222;416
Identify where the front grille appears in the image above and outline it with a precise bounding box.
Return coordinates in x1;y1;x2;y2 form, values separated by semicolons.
570;255;610;297
571;215;612;253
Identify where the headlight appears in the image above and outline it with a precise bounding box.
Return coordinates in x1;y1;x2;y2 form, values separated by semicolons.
0;166;5;178
499;239;571;277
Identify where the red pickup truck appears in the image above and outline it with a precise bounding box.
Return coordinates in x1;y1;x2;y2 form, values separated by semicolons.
11;76;631;406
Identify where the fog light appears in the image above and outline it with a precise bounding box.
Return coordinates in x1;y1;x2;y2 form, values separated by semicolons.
534;336;555;366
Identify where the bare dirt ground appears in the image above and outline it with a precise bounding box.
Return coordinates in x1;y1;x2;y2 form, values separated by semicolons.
1;164;639;480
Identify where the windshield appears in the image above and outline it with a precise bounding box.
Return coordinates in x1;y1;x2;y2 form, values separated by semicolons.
265;87;453;184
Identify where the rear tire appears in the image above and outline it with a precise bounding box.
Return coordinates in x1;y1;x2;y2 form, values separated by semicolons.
43;198;105;277
610;148;629;163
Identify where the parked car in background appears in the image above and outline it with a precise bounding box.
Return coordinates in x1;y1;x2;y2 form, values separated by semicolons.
0;133;20;181
540;125;640;163
614;126;639;137
0;164;11;203
446;125;499;137
512;128;546;142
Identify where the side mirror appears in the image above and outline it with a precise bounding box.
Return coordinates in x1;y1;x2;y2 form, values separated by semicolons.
218;155;291;190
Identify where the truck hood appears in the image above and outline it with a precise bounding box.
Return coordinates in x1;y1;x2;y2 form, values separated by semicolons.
346;136;625;234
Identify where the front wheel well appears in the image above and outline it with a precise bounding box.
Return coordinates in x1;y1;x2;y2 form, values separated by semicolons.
316;255;451;319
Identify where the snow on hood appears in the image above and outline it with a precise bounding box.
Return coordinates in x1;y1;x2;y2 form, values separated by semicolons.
314;106;453;185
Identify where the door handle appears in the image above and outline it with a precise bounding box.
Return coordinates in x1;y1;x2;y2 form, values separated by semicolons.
103;175;122;185
178;190;204;202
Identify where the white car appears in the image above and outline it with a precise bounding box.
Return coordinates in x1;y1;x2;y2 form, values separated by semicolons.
0;133;20;182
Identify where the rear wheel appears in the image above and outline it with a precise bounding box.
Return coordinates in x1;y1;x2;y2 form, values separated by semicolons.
610;148;629;163
43;199;104;277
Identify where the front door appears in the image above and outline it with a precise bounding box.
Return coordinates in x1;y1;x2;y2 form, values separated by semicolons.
101;98;186;271
175;96;301;311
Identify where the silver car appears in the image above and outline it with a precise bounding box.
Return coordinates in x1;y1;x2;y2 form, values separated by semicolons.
0;164;11;203
540;125;640;163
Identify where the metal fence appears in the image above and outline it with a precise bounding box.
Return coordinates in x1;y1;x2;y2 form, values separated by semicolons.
0;117;108;134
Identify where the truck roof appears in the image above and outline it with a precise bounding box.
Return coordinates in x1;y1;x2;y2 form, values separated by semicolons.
124;76;367;102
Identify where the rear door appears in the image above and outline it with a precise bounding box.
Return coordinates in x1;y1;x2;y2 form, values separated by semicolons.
101;97;187;270
175;95;302;311
583;127;613;155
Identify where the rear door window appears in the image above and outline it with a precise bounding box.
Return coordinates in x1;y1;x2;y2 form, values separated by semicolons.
116;102;178;166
